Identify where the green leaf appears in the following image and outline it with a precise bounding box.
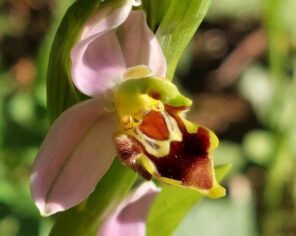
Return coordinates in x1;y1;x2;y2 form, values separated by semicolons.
147;164;231;236
174;196;256;236
46;0;100;122
155;0;212;79
142;0;170;31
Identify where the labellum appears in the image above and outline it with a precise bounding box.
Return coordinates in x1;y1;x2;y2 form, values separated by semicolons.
113;72;225;198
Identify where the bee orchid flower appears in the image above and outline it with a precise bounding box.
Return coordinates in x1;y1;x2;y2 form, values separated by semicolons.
30;0;225;217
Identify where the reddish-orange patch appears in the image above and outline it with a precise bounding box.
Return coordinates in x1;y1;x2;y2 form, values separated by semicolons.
139;111;169;140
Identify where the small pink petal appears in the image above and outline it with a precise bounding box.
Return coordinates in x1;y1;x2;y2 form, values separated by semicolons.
71;1;133;97
31;98;117;216
117;10;167;77
98;182;161;236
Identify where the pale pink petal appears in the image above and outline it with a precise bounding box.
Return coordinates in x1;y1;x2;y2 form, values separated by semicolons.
73;32;126;97
79;0;132;41
31;98;117;216
117;10;167;77
98;182;161;236
71;1;133;97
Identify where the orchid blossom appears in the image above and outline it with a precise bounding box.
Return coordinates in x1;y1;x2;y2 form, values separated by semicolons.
98;181;160;236
30;0;225;217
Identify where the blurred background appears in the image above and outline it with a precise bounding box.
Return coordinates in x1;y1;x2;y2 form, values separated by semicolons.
0;0;296;235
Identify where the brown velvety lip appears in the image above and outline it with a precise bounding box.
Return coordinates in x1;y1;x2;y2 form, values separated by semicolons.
147;106;214;189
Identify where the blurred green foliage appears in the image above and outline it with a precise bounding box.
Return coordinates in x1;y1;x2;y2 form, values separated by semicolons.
0;1;74;235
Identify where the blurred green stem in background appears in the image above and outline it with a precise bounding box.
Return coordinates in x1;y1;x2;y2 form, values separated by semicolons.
262;0;296;235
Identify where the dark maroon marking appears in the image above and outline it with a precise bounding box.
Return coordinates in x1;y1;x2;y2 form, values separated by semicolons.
145;106;213;189
132;164;153;180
